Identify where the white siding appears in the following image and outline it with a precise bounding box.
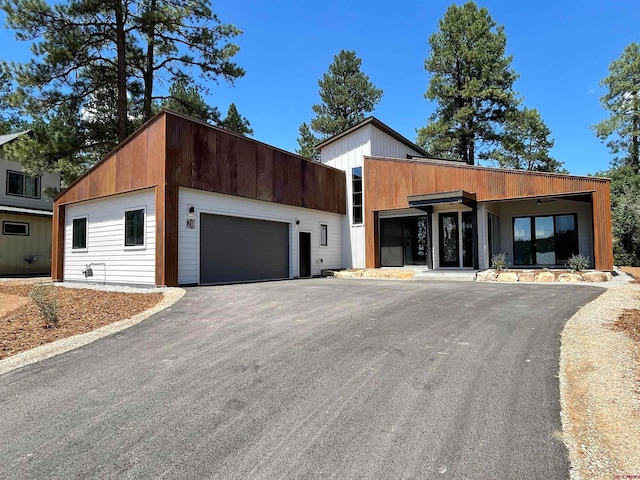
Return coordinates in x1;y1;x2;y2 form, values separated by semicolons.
178;188;343;285
64;189;156;285
485;198;594;268
369;127;423;159
319;125;372;268
0;159;60;211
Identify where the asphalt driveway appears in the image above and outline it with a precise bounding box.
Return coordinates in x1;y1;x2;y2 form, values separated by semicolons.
0;279;602;479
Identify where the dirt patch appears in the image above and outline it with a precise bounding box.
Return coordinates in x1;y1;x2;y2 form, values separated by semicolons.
614;308;640;344
560;284;640;478
0;281;163;360
0;293;30;318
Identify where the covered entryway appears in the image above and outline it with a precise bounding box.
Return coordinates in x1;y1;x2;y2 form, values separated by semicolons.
199;213;289;284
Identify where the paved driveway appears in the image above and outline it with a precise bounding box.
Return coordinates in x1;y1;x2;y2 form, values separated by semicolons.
0;279;602;479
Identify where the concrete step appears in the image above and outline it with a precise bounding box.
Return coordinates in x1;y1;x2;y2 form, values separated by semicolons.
411;270;477;282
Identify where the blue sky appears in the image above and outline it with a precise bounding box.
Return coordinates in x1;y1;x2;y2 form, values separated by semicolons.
1;0;638;175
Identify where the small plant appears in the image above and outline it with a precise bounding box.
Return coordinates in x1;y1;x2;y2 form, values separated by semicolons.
29;284;59;328
491;252;509;271
566;253;590;273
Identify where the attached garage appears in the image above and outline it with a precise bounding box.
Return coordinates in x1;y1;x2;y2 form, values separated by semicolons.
199;213;290;284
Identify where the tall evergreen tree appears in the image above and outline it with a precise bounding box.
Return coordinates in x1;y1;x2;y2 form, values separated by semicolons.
0;0;243;181
592;42;640;175
418;1;518;165
295;123;320;161
162;76;219;123
219;103;253;136
296;50;382;160
483;107;565;172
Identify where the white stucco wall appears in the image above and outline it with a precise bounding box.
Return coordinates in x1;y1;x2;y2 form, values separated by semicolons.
178;188;344;285
64;188;156;285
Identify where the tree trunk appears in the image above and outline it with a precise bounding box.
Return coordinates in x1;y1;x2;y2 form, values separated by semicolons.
114;1;128;142
142;0;156;121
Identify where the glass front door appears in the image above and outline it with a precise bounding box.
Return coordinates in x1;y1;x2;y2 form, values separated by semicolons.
439;212;459;267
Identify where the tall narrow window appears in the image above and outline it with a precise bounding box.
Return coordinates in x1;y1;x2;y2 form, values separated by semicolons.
320;224;328;246
72;217;87;250
352;167;363;224
125;209;145;246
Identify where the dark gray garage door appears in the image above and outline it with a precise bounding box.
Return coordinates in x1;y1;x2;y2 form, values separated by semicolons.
200;213;290;284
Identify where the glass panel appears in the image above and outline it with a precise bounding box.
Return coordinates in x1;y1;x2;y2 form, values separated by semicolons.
513;218;532;265
24;176;39;197
7;171;23;196
125;210;144;246
488;213;500;260
72;218;87;249
320;224;328;246
535;216;555;265
352;167;363;225
3;222;29;235
380;218;403;266
402;217;428;266
439;213;459;266
555;214;578;265
462;211;473;267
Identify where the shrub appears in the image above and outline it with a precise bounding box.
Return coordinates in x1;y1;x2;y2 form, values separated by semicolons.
491;252;509;271
566;253;590;273
29;284;59;328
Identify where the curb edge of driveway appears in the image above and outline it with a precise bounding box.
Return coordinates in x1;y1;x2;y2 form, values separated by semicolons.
0;287;186;376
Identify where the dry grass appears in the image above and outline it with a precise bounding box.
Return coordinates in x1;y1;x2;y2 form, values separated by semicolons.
0;281;163;360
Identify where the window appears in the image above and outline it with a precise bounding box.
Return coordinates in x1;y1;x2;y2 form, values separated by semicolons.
125;209;145;246
320;224;328;246
352;167;363;224
72;217;87;249
2;221;29;236
512;214;579;266
6;170;40;198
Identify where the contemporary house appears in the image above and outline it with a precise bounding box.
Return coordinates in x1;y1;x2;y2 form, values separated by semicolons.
51;110;613;286
1;131;61;276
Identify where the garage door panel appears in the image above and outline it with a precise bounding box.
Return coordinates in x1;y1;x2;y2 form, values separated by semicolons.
200;214;289;284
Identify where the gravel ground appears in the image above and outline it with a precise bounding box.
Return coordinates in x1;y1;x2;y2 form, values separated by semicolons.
560;279;640;479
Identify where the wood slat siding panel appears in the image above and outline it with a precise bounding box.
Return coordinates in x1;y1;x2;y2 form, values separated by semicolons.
363;157;613;270
256;143;274;202
51;206;64;281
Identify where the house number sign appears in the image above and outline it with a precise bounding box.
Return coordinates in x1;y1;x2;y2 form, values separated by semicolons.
186;218;196;229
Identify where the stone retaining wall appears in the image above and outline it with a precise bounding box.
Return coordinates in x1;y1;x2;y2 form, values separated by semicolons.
476;270;613;283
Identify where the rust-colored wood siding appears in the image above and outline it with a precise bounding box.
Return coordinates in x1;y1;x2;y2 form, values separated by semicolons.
52;111;346;286
364;157;613;270
164;114;346;214
52;114;167;283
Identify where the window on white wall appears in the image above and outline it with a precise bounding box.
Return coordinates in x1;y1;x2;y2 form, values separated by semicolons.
72;217;87;249
125;209;145;246
2;221;29;236
6;170;40;198
320;223;328;246
352;167;363;224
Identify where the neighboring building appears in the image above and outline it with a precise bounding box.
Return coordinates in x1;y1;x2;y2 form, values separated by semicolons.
0;131;61;276
51;111;613;286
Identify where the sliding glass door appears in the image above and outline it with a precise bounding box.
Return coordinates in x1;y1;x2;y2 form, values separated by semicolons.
512;214;578;266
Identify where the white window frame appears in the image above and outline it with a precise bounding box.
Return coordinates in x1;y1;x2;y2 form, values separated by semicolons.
124;206;146;250
2;221;29;236
71;215;88;252
319;223;328;247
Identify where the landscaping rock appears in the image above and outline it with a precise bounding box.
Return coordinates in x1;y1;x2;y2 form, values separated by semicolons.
476;270;498;282
334;271;353;279
535;271;556;282
497;272;519;282
582;271;613;282
558;273;584;283
518;272;536;282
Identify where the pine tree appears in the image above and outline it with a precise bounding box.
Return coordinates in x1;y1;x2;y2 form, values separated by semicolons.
592;42;640;175
483;108;565;172
418;2;518;165
162;76;220;124
219;103;253;136
296;50;382;160
295;123;320;161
